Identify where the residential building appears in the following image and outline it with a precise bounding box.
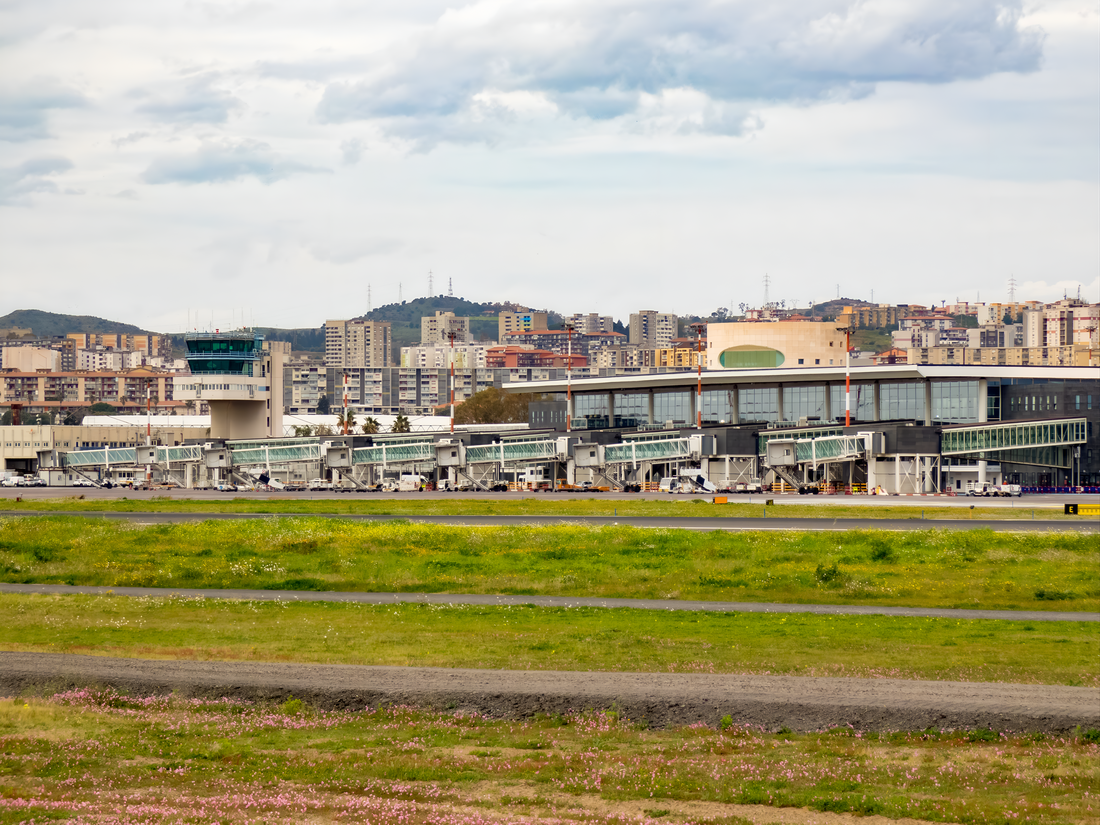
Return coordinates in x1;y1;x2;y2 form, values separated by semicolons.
498;310;549;340
66;333;171;359
1;368;178;414
1023;300;1100;349
629;311;678;349
502;329;626;359
907;344;1094;367
401;343;489;369
566;313;615;334
486;346;586;369
420;311;471;345
837;305;907;329
707;321;847;369
324;319;392;368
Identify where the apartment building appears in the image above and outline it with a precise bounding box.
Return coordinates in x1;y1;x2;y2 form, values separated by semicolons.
420;311;471;345
1;346;60;372
628;311;678;349
837;305;907;329
1023;300;1100;348
324;319;392;368
502;329;626;359
486;346;586;369
908;344;1094;367
566;313;615;334
66;333;171;358
1;368;177;413
498;310;548;340
401;343;488;369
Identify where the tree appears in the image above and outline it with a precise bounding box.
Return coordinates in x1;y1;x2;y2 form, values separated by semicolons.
184;399;196;413
453;387;539;425
952;314;979;329
390;414;411;433
1003;312;1014;326
336;408;357;433
88;402;116;415
361;417;380;434
313;424;334;436
291;425;313;437
316;394;331;415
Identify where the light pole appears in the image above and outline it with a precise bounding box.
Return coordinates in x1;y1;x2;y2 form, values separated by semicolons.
565;323;574;432
447;329;457;434
836;325;852;426
690;322;706;429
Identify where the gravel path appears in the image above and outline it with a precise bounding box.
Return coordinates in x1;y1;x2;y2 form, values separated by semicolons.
2;652;1096;733
2;582;1095;622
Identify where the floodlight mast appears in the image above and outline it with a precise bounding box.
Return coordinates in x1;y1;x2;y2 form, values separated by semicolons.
836;325;852;426
691;322;707;429
565;323;574;433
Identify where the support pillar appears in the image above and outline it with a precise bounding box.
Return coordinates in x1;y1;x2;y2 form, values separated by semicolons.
977;378;988;485
895;455;901;495
872;382;881;422
647;391;655;427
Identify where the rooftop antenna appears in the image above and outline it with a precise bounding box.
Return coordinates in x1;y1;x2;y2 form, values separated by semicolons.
763;273;770;308
399;283;403;302
368;284;372;312
428;270;433;296
448;276;453;297
1008;277;1017;303
836;284;839;299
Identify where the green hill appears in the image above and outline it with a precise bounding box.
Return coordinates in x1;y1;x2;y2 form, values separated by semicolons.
0;309;153;338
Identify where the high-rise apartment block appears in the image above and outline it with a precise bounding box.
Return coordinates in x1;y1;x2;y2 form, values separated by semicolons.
629;311;678;349
420;311;471;345
566;313;615;334
498;310;548;340
66;333;170;358
324;319;392;369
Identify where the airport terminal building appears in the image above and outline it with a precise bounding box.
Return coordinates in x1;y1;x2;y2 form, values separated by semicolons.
514;364;1099;491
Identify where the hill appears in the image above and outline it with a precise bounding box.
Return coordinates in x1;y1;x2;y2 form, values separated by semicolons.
0;309;153;338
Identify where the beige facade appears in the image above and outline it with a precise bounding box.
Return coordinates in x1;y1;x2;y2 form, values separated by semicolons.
66;333;169;357
837;305;907;329
401;344;488;369
324;320;392;368
1;368;177;412
566;313;615;334
498;310;548;340
908;344;1095;367
707;322;846;370
0;422;208;472
420;311;471;345
174;341;285;440
1;346;59;372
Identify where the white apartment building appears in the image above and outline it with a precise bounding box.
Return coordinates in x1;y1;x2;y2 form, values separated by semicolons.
1023;300;1100;348
566;313;615;334
420;311;471;345
324;319;392;369
629;311;678;349
401;343;489;369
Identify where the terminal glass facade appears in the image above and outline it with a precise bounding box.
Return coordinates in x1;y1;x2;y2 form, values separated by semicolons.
575;394;608;417
879;382;925;420
654;391;691;426
829;383;874;422
701;389;734;424
614;392;649;424
931;380;980;423
783;385;826;422
738;387;779;424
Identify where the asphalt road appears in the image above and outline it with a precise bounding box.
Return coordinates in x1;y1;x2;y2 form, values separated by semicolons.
1;510;1095;532
3;582;1094;622
2;652;1095;733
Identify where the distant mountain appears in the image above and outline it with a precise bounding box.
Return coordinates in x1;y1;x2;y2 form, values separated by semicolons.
0;309;153;338
255;327;327;353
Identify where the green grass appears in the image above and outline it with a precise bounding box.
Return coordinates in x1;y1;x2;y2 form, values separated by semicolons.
1;690;1096;824
0;494;1081;519
3;594;1096;685
1;516;1097;611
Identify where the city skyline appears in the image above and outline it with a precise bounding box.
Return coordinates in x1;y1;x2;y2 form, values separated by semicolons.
1;0;1097;334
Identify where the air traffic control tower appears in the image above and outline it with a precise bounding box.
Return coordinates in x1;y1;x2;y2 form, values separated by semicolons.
176;330;285;440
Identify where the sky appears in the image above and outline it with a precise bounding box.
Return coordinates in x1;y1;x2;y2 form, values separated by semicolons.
1;0;1097;333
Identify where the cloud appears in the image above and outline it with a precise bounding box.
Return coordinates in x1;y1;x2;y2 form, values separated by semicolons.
141;139;327;185
308;237;404;264
0;156;74;205
0;82;86;141
134;77;244;124
315;0;1044;145
339;137;367;165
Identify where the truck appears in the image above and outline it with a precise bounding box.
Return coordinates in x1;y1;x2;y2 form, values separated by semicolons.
308;478;333;491
732;478;763;494
397;473;426;492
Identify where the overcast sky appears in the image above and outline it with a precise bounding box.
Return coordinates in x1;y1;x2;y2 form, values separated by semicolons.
1;0;1097;333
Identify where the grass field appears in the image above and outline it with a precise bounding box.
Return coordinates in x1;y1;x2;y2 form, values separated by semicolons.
1;517;1096;611
1;689;1097;825
3;594;1097;685
0;494;1083;520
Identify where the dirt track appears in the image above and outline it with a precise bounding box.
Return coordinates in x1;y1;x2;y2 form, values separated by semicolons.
2;652;1097;733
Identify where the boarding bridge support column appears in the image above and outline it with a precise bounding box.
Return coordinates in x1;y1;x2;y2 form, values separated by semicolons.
895;455;901;495
923;456;934;492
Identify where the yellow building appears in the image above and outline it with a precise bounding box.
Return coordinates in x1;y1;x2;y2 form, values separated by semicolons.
707;322;847;369
837;305;906;329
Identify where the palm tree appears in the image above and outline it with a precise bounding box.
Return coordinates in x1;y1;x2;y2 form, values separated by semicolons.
391;414;411;433
361;417;380;434
336;408;357;434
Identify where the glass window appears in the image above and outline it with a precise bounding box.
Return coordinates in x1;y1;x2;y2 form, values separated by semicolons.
830;384;873;422
654;391;691;425
932;380;978;423
782;385;825;422
613;392;649;424
881;382;926;421
701;388;735;424
739;387;778;424
575;394;608;417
